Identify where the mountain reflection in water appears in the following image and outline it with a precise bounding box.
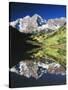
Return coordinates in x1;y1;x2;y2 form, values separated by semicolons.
10;60;66;88
10;60;66;79
9;26;66;88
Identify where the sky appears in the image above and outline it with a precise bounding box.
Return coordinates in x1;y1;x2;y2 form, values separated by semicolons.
9;2;66;22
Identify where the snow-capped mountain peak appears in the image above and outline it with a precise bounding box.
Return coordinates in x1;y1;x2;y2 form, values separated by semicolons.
9;14;66;33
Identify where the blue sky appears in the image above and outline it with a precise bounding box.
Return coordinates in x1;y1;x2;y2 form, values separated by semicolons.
9;2;66;21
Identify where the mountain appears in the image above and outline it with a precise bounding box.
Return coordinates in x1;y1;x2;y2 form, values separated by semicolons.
10;14;66;33
46;17;66;30
9;14;66;84
10;14;46;33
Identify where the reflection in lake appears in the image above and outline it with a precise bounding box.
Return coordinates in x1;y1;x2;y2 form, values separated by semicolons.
10;60;66;79
10;59;66;88
9;25;66;88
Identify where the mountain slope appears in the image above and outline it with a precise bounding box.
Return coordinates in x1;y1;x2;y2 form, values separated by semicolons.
28;25;66;68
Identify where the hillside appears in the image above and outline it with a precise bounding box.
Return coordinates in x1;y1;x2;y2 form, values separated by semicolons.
28;25;66;68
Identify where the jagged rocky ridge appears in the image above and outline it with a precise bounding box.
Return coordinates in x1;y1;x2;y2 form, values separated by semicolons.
10;14;66;33
10;60;65;79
